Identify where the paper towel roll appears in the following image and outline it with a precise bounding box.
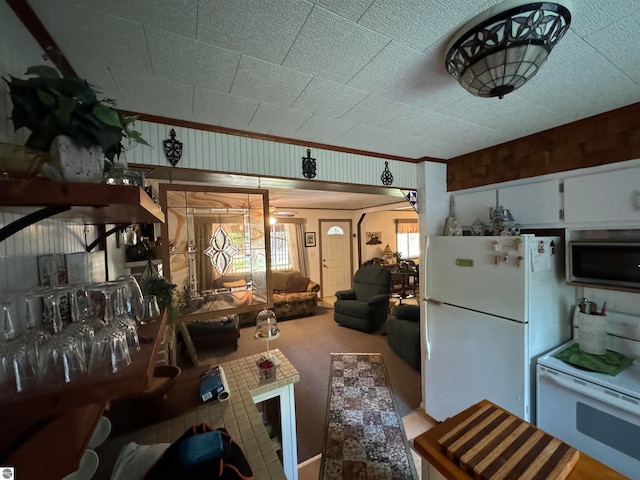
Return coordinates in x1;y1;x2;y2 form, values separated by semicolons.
218;366;230;401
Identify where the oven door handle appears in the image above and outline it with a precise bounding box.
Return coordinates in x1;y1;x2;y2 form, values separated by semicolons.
540;367;640;418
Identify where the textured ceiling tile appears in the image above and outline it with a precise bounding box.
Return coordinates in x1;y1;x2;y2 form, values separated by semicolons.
197;0;313;64
340;95;413;127
110;68;194;119
313;0;375;21
570;0;640;36
291;78;368;117
335;123;393;148
357;0;479;51
73;0;198;37
192;88;259;128
294;115;358;143
584;10;640;83
249;103;314;136
231;56;313;107
441;92;566;136
347;42;430;99
27;1;153;75
377;132;455;159
146;27;239;92
282;7;389;84
516;31;640;116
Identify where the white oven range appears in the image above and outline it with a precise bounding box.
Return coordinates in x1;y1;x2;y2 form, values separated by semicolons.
537;309;640;479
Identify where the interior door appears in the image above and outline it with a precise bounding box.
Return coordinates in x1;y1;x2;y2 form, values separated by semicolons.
320;220;352;296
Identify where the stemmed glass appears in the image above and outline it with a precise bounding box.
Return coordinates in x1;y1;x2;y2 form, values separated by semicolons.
62;286;96;363
113;286;140;353
116;275;144;325
0;299;30;394
88;282;131;375
21;289;51;377
38;289;87;387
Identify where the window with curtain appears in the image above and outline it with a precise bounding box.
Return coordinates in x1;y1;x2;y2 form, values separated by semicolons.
269;220;309;276
396;219;419;259
270;222;291;271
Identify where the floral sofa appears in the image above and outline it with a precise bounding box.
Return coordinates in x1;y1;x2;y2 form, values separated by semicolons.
271;271;320;320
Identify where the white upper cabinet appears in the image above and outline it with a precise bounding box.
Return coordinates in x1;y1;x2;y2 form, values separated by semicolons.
498;180;561;226
564;167;640;225
452;189;496;227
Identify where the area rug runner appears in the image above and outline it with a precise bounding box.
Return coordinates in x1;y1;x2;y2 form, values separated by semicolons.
320;353;417;479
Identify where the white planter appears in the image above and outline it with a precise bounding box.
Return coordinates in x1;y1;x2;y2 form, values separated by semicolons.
48;135;105;183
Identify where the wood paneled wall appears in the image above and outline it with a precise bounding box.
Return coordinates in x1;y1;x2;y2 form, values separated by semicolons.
446;103;640;191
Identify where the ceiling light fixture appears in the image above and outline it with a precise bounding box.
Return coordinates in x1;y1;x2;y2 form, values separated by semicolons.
444;0;572;99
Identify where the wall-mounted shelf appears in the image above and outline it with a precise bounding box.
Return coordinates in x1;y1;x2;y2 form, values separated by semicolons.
0;178;165;243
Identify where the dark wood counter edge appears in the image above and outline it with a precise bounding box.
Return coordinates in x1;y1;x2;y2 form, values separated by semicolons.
0;311;166;470
5;402;107;479
412;399;629;480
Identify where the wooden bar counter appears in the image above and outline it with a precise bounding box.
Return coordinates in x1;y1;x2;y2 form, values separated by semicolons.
413;400;628;480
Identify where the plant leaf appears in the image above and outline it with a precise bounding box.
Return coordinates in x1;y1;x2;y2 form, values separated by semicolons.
36;88;57;108
25;65;61;80
127;130;150;146
92;103;122;128
54;96;77;126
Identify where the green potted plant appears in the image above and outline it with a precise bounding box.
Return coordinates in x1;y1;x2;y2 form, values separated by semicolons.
3;65;148;181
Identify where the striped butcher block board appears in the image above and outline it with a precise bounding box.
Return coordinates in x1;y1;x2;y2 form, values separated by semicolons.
437;403;579;480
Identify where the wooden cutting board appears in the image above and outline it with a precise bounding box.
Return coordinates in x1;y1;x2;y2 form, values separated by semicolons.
437;403;579;480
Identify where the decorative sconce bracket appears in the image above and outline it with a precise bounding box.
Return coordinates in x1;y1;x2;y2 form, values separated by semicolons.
163;128;183;167
302;148;317;179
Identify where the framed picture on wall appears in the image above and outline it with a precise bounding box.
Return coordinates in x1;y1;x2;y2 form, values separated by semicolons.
305;232;316;247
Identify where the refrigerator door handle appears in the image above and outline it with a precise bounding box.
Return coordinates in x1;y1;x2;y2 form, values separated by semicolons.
424;300;432;360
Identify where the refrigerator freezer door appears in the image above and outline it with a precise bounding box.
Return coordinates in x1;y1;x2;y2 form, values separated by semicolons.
424;302;529;422
426;236;527;321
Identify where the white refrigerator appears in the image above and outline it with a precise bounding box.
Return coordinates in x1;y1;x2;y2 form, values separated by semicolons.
424;235;574;424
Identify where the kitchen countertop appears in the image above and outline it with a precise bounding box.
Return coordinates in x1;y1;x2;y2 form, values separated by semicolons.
94;349;298;480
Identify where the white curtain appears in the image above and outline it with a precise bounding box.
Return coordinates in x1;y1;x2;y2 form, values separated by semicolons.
285;222;309;276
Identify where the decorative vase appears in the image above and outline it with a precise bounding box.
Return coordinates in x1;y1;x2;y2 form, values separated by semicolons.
0;143;50;179
47;135;105;183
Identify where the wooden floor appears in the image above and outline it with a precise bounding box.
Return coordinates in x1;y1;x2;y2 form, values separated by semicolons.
298;408;435;480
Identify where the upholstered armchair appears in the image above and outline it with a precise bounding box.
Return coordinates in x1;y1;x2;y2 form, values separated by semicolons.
387;304;421;370
333;266;392;332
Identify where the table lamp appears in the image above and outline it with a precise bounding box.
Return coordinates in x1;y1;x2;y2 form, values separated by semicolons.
382;244;394;263
254;308;280;364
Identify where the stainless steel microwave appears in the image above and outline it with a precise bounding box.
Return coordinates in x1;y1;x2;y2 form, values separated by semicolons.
569;241;640;289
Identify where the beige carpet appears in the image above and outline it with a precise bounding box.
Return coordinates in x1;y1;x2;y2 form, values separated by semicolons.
190;303;422;463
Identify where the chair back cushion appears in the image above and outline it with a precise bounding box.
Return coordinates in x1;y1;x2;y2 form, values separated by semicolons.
353;266;392;301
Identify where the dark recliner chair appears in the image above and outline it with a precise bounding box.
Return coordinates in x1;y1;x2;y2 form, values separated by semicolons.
333;266;392;332
386;304;421;370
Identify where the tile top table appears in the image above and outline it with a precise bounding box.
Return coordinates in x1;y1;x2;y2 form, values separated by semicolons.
95;349;299;480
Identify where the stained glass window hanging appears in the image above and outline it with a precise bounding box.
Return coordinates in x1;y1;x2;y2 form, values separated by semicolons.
204;226;239;275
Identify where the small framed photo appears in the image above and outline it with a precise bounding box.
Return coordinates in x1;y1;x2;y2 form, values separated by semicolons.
305;232;316;247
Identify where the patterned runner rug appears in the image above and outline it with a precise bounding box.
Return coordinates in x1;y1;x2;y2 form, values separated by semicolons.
320;353;418;479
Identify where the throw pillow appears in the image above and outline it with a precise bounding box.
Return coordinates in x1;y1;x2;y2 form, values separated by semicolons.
286;274;310;293
272;271;292;292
